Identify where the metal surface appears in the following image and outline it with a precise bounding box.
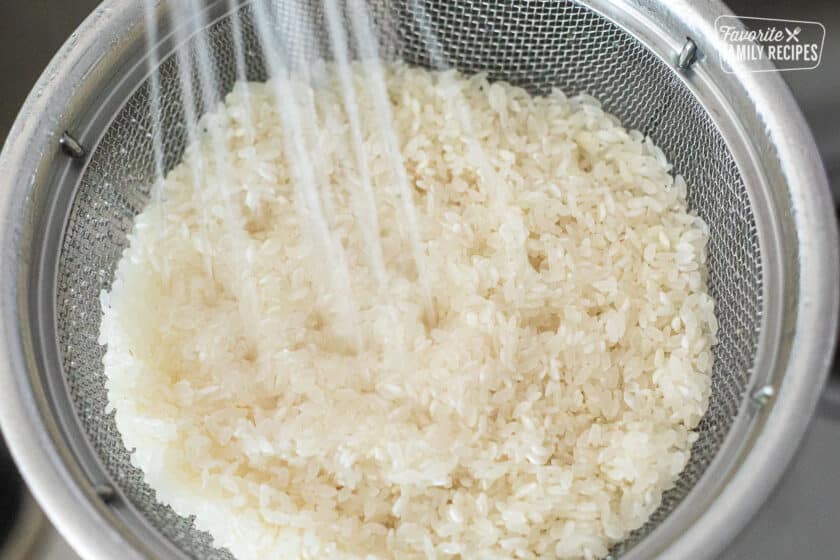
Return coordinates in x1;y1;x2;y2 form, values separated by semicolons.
749;384;775;406
59;132;87;160
717;0;840;553
0;1;836;560
678;38;699;70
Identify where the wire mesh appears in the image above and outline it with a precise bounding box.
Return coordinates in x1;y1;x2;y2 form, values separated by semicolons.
55;1;761;557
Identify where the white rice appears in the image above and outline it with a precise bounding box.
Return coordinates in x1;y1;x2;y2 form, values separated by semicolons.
100;62;717;560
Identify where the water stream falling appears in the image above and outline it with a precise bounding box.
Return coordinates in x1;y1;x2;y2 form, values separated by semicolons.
143;0;446;351
189;0;266;345
169;0;212;275
142;0;165;192
227;0;256;141
322;0;389;291
250;0;365;349
408;0;509;209
345;0;436;326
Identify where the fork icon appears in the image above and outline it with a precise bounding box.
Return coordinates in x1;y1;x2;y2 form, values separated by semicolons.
785;26;803;42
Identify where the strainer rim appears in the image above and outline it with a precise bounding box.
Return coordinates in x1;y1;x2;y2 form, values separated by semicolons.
0;1;836;560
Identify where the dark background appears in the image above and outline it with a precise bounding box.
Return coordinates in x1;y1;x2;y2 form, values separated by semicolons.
0;1;837;559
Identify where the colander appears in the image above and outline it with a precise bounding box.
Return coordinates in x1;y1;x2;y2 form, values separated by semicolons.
0;1;837;559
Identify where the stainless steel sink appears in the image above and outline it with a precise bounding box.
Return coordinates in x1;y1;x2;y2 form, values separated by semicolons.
0;2;836;559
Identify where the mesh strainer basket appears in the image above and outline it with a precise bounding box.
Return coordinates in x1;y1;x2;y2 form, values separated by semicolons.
0;1;837;559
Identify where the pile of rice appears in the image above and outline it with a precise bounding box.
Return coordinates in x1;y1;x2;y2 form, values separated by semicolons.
100;63;716;559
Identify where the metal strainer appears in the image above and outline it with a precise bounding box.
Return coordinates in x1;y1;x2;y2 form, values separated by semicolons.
0;1;837;559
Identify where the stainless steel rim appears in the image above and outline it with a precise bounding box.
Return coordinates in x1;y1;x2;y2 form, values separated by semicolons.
0;1;836;559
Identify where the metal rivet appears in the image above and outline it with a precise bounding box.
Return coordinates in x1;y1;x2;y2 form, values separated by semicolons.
750;385;775;406
678;38;698;70
60;131;86;159
94;483;116;503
